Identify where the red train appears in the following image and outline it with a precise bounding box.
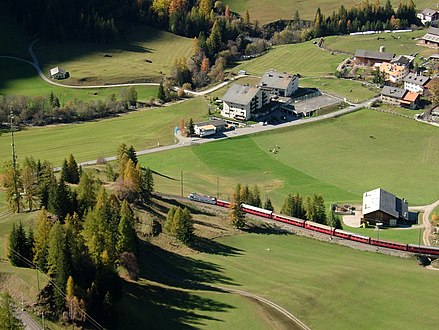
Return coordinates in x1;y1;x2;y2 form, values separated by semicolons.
189;193;439;256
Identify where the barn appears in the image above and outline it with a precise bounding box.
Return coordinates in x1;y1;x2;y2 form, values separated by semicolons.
362;188;409;227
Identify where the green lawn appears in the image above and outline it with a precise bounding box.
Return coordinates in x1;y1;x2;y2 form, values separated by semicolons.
141;110;439;209
192;233;439;329
300;77;379;103
324;30;436;59
234;41;346;78
223;0;439;23
0;58;158;102
35;25;193;85
0;97;208;166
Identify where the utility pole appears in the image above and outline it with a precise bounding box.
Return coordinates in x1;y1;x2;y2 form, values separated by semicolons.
180;170;183;197
263;187;266;207
10;110;20;213
216;176;219;199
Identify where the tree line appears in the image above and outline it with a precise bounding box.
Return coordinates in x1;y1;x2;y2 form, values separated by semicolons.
0;88;139;126
5;144;153;326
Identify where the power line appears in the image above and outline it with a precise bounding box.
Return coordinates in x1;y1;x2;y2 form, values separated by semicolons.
7;249;105;330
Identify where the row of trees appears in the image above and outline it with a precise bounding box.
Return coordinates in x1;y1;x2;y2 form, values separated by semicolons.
280;193;342;229
313;0;417;38
0;292;23;329
0;89;138;126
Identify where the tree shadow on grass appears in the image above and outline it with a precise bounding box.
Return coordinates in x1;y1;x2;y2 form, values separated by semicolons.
138;241;238;289
151;194;217;216
243;222;292;236
190;235;244;256
118;279;234;329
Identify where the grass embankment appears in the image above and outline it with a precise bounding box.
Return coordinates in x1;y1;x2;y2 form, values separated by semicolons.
192;233;439;329
0;97;208;166
344;225;423;245
324;30;436;59
0;59;158;102
0;14;30;59
141;110;439;208
223;0;439;23
35;25;193;86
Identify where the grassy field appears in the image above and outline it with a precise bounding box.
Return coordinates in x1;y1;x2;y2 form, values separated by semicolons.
300;77;379;103
234;41;346;77
141;110;439;208
35;25;193;85
190;233;439;329
224;0;439;23
0;58;158;102
324;30;437;58
0;97;208;166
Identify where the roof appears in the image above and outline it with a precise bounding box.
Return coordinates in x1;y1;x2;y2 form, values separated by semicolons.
403;91;420;102
194;119;226;128
381;86;406;99
422;27;439;43
258;69;297;90
420;8;438;16
50;67;66;76
363;188;402;218
403;73;430;86
390;55;413;66
198;124;216;131
354;49;395;62
379;62;407;77
222;84;261;106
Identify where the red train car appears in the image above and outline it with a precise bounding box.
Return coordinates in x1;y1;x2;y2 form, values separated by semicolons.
305;221;334;235
216;199;231;208
407;244;439;255
241;204;273;219
272;214;305;227
370;239;407;251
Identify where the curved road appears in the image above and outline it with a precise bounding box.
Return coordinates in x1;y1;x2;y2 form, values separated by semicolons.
1;39;245;95
410;199;439;246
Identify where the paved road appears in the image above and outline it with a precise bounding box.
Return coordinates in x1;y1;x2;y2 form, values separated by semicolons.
69;97;376;169
15;308;42;330
411;199;439;245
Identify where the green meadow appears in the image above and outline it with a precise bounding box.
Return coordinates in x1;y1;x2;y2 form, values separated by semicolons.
192;233;439;329
141;110;439;208
224;0;439;23
35;25;193;86
0;97;208;166
0;58;158;102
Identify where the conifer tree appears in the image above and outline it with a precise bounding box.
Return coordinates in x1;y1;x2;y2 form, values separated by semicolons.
117;201;137;255
8;222;28;267
0;292;23;329
33;208;52;272
176;207;194;244
281;194;294;216
67;154;79;184
77;171;98;214
264;198;274;211
157;82;166;102
61;158;70;183
230;184;245;229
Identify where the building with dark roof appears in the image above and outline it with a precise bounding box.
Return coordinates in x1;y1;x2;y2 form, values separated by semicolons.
403;73;431;94
417;8;439;25
257;69;299;97
380;86;420;109
362;188;409;227
221;84;269;120
50;67;68;80
354;49;395;66
421;27;439;48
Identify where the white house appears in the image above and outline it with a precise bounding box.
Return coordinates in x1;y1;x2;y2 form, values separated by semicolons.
417;8;439;25
222;84;269;120
193;120;226;137
50;67;68;80
362;188;408;227
403;73;431;94
257;69;299;97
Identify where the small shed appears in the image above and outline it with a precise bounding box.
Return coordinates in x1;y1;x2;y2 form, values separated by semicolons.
50;67;68;80
194;124;216;137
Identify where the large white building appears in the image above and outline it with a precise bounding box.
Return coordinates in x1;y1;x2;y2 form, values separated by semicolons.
221;84;269;120
257;69;299;97
362;188;408;227
403;73;431;95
